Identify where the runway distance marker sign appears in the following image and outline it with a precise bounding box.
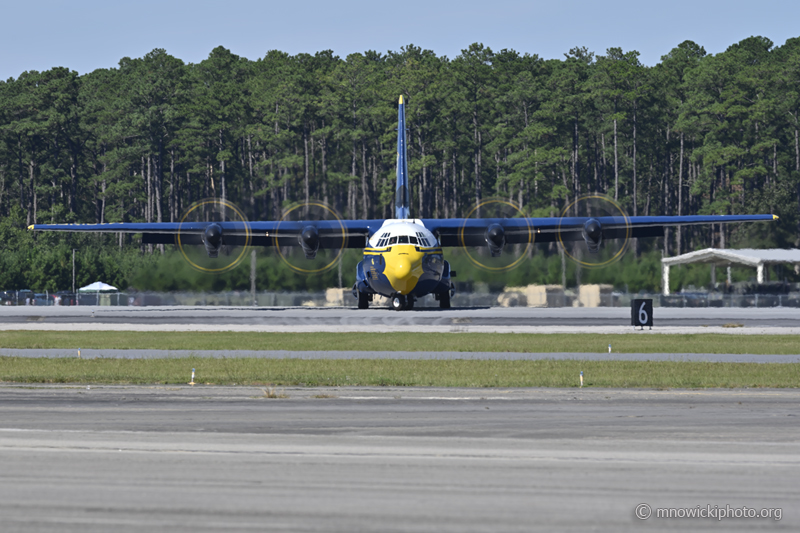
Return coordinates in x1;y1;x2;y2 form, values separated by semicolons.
632;299;653;329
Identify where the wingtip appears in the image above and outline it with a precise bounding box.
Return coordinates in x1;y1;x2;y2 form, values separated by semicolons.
773;214;779;220
27;224;34;231
398;95;404;104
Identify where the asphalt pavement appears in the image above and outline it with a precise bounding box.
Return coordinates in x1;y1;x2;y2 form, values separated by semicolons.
0;385;796;532
1;305;799;333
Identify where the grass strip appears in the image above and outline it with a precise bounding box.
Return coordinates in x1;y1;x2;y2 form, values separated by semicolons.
0;357;798;388
1;331;800;354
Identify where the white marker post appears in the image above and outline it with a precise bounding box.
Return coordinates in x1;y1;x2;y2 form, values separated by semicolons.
189;368;195;386
608;344;611;354
580;371;584;388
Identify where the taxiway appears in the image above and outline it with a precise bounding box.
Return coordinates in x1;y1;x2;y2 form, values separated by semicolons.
1;305;799;334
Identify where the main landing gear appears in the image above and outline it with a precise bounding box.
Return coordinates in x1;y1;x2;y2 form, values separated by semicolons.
357;290;370;309
435;282;455;309
353;283;372;309
438;290;450;309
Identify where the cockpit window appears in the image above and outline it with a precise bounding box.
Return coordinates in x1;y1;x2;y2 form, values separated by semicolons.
388;236;397;245
398;235;409;244
409;236;418;244
414;232;431;247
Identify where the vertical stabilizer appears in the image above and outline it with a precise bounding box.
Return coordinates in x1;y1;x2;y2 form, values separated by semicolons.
395;95;410;219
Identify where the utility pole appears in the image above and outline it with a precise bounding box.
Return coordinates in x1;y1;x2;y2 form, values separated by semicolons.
250;249;256;306
72;249;76;293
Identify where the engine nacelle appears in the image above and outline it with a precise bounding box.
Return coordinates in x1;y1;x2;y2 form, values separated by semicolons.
203;223;223;258
582;218;602;253
485;224;505;257
299;225;320;259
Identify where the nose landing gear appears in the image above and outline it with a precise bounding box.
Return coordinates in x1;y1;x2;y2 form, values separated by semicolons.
390;294;414;311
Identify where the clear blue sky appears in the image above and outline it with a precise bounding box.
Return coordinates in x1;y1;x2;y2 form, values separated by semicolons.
3;0;798;80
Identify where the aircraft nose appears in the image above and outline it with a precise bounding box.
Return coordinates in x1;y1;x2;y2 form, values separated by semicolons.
394;256;412;279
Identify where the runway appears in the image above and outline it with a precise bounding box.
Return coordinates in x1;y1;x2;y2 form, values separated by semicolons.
0;385;796;531
1;305;799;334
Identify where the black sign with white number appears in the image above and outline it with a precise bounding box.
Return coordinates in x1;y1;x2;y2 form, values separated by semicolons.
631;299;653;327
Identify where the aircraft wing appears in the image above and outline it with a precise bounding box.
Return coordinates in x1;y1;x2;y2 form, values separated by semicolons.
31;213;776;250
423;214;778;247
28;220;385;249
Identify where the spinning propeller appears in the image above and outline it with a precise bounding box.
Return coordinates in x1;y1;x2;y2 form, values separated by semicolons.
457;198;533;272
556;194;632;268
272;201;347;275
176;198;252;274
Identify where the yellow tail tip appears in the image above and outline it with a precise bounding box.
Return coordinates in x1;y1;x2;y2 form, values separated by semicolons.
773;215;779;220
398;95;404;104
27;225;34;231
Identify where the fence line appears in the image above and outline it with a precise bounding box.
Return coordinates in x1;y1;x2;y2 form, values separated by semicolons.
3;289;799;308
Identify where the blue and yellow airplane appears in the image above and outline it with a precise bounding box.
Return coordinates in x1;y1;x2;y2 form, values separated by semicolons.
30;96;777;310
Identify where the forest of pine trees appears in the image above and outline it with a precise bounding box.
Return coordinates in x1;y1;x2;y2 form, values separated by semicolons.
1;37;798;292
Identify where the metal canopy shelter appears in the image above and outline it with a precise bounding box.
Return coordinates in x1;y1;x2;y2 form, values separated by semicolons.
661;248;800;295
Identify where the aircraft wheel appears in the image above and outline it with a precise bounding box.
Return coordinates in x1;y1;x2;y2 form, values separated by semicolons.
406;297;415;310
357;291;369;309
439;291;451;309
391;295;406;311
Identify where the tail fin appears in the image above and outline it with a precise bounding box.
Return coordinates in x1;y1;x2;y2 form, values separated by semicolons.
395;95;410;219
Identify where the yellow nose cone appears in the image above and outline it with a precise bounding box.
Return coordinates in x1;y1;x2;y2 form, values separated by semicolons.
394;256;412;279
383;246;424;295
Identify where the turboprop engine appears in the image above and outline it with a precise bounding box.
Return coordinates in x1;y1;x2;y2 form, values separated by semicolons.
485;224;505;257
298;225;320;259
203;223;223;258
582;218;602;253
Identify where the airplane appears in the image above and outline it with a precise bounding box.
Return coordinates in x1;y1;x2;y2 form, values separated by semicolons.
29;96;778;311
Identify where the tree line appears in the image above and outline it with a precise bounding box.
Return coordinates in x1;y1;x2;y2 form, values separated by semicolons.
1;37;798;291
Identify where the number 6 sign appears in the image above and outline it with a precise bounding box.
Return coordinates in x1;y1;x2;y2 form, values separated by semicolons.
631;299;653;328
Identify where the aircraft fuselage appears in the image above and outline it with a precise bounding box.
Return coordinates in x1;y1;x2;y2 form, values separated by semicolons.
353;219;454;309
